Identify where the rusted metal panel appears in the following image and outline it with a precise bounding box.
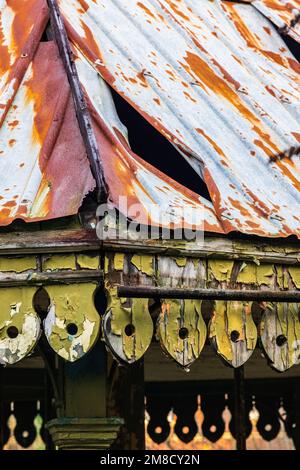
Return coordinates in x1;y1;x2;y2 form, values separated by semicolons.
253;0;300;42
58;0;300;238
0;1;95;225
74;48;222;232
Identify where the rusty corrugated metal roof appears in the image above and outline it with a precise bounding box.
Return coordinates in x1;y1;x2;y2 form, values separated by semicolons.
57;0;300;238
0;0;95;225
0;0;222;231
253;0;300;42
74;48;223;232
1;0;300;238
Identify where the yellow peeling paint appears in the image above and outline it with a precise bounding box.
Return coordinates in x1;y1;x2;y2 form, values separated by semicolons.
260;302;300;371
209;300;257;366
209;301;232;361
236;263;274;285
107;289;153;361
0;287;40;364
288;267;300;288
131;254;154;276
43;255;76;271
114;253;125;271
157;298;206;367
236;263;256;284
0;257;36;273
208;260;234;282
174;257;187;267
44;283;100;362
77;254;99;270
257;265;274;286
104;256;109;274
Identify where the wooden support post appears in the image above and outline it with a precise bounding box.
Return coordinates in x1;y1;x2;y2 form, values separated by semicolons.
108;360;145;450
63;341;107;418
46;342;123;450
234;366;246;450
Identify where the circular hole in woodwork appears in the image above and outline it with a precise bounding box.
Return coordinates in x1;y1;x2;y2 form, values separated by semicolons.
182;426;190;434
230;330;240;342
66;323;78;336
124;324;135;337
265;424;272;431
276;334;287;347
155;426;162;434
210;425;217;433
179;327;189;340
7;326;19;339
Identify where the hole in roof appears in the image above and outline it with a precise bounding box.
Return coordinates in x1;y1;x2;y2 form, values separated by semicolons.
110;88;211;201
278;28;300;62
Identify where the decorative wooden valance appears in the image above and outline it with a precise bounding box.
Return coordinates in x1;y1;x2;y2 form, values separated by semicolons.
0;236;300;373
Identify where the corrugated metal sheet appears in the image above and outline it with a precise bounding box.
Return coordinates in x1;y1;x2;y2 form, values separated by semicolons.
74;48;223;232
1;0;300;237
0;0;95;224
58;0;300;238
253;0;300;43
0;0;221;231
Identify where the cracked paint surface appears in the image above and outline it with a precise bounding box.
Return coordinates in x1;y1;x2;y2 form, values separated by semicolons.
0;287;40;365
44;283;100;362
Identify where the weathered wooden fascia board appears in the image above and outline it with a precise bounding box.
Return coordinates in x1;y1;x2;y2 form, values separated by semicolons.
0;228;300;263
0;270;102;287
0;229;101;254
102;236;300;265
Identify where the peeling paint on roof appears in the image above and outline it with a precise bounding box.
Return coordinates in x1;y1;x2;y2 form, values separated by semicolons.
58;0;300;238
253;0;300;43
0;0;95;224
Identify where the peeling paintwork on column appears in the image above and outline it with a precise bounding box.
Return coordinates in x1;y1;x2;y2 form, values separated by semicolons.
102;288;153;363
43;254;77;271
260;302;300;372
76;254;100;270
0;287;40;365
0;257;37;272
44;283;100;362
209;300;257;367
157;298;206;369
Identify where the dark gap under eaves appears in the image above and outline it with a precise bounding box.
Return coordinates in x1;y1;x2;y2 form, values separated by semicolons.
110;87;211;201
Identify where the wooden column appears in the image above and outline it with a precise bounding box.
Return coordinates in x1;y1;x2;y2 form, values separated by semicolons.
46;342;123;450
108;359;145;450
234;366;247;450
